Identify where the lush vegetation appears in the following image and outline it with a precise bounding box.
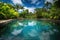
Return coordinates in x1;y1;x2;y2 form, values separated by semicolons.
0;0;60;20
0;2;19;19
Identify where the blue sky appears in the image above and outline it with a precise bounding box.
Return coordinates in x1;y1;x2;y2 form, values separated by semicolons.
21;0;45;8
0;0;54;13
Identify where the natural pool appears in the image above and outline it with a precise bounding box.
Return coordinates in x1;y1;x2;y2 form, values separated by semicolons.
0;19;60;40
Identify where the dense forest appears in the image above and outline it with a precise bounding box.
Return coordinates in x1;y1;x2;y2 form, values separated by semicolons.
0;0;60;20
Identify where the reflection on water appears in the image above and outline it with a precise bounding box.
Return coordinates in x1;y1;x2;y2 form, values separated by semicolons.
0;19;60;40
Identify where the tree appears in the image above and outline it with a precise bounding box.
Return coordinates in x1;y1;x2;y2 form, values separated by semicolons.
0;2;19;19
19;9;29;18
35;8;44;18
14;4;24;11
54;0;60;8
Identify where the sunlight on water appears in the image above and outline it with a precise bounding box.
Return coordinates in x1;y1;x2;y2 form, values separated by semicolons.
19;23;24;26
28;21;36;26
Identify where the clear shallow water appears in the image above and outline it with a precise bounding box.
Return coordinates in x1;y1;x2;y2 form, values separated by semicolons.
0;19;60;40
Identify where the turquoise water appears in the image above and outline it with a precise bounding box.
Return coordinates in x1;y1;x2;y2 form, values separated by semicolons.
0;19;60;40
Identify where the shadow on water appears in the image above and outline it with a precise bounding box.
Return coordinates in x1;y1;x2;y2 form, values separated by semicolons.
0;19;60;40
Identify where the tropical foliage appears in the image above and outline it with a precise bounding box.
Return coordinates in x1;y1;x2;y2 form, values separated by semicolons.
0;2;19;19
0;0;60;20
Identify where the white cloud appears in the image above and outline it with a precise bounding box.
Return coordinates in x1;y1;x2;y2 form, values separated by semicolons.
11;0;54;6
24;7;35;13
18;9;23;13
36;2;41;5
11;0;54;13
45;0;54;4
31;0;38;4
11;0;35;13
11;0;23;5
18;7;35;13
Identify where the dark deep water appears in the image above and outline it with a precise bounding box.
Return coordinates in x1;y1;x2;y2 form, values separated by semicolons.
0;19;60;40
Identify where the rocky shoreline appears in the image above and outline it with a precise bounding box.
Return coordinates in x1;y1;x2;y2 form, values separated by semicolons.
0;19;60;27
0;19;12;23
0;19;13;27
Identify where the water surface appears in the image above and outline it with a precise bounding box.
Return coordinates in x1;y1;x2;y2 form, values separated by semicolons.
0;19;60;40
